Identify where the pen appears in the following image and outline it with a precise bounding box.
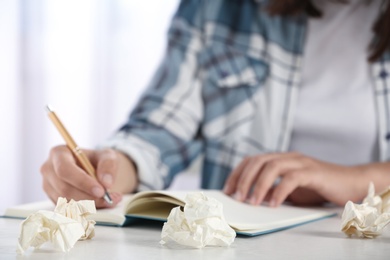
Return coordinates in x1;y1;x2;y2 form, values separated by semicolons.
45;105;113;205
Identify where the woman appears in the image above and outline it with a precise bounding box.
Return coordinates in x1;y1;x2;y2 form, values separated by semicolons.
41;0;390;208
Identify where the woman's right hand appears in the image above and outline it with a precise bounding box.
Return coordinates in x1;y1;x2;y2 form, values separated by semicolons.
40;145;138;208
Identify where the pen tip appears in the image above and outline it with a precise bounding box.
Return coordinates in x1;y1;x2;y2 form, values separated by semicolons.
45;105;53;113
104;192;114;205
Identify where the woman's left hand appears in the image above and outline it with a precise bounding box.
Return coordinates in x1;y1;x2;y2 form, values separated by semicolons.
223;152;368;207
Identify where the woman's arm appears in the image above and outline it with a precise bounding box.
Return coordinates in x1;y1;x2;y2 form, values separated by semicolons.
223;152;390;207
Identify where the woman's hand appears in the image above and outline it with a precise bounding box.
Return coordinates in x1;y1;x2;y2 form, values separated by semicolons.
40;145;138;208
223;152;374;207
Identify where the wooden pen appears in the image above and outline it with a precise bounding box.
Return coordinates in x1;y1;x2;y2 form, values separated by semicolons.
45;105;113;204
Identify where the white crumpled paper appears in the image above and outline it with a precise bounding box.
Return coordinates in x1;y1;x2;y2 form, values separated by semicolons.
54;197;96;240
341;183;390;238
160;192;236;248
17;197;96;254
17;210;85;253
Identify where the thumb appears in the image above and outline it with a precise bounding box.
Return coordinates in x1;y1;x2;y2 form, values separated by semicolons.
95;149;118;189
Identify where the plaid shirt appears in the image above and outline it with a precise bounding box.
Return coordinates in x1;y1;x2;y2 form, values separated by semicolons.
102;0;390;191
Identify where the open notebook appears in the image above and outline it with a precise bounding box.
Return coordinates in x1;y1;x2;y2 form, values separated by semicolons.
2;190;336;236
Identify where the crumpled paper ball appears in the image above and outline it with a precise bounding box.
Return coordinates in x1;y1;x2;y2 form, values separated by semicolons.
160;192;236;248
17;210;85;253
17;197;96;254
54;197;96;240
341;183;390;238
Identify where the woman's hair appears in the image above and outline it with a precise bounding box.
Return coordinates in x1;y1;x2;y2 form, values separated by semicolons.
266;0;390;62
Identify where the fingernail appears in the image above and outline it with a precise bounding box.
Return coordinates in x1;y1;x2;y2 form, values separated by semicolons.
223;185;229;193
102;173;113;186
250;197;257;205
269;199;276;207
233;192;242;201
92;187;104;197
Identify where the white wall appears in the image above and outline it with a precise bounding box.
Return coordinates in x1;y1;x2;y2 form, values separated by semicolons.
0;0;22;212
0;0;179;212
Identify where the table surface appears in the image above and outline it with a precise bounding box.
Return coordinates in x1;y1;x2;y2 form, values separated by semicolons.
1;213;390;260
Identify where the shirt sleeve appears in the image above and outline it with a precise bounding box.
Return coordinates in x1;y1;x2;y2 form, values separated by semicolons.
100;0;205;191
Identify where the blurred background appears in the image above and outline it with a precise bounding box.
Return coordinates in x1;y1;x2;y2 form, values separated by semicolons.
0;0;187;213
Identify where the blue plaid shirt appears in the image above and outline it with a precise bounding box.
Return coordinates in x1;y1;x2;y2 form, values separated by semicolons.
102;0;390;191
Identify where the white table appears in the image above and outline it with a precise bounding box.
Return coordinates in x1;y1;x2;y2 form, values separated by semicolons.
1;214;390;260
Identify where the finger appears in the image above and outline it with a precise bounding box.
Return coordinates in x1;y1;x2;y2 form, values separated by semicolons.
99;191;123;208
41;150;66;203
250;157;302;205
225;153;299;201
46;175;95;201
262;187;275;203
44;178;122;209
235;157;266;202
42;171;62;204
42;162;93;202
95;149;118;189
223;157;251;195
43;162;122;209
269;171;302;207
228;153;285;202
93;191;123;208
51;147;105;199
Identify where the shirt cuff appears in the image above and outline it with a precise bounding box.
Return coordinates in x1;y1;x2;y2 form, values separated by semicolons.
99;132;168;191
